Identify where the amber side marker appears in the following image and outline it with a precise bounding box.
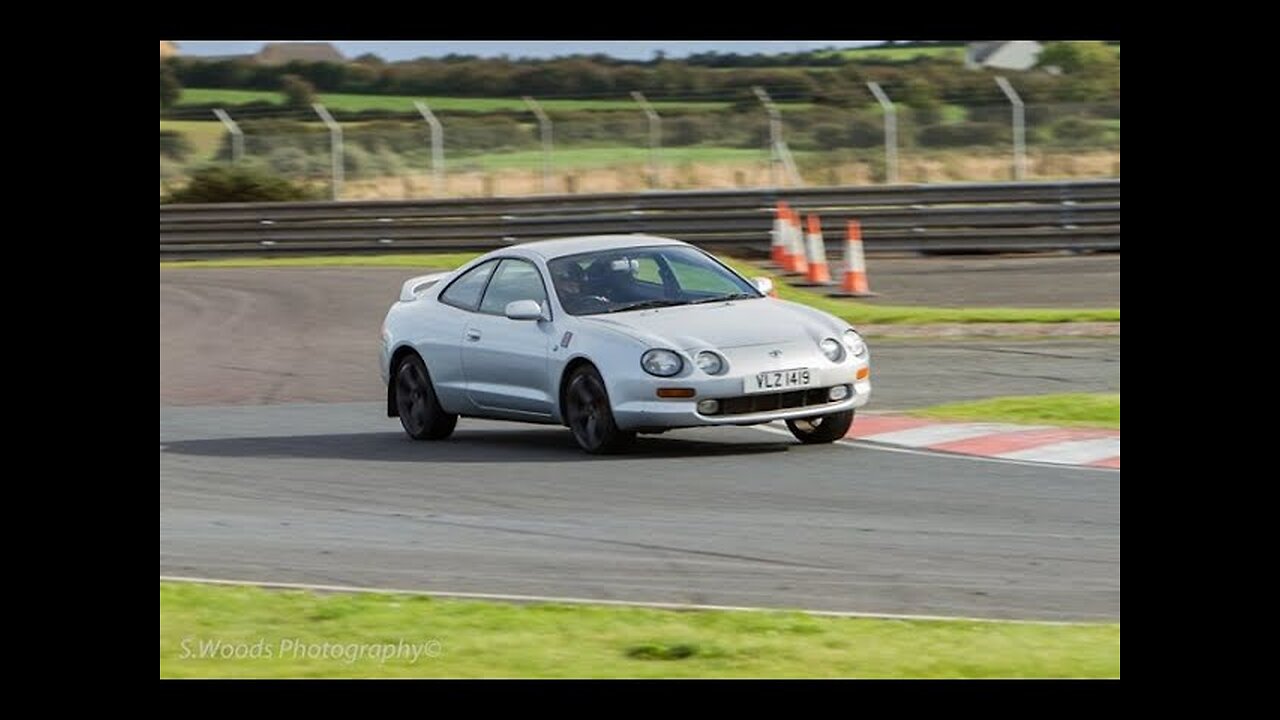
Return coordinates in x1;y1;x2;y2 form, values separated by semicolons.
856;367;870;380
656;388;696;398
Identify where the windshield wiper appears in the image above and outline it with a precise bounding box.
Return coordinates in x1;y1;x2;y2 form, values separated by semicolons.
602;299;689;313
689;292;759;305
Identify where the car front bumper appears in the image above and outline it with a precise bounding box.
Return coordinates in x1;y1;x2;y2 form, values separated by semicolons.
608;360;871;430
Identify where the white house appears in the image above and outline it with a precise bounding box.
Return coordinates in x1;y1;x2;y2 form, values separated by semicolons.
965;41;1044;71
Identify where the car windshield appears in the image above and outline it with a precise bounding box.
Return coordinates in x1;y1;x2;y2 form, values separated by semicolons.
547;245;762;316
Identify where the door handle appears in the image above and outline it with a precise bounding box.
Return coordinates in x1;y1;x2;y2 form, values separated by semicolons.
465;329;482;342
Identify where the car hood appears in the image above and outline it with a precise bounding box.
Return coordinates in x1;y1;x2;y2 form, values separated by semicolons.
580;298;841;350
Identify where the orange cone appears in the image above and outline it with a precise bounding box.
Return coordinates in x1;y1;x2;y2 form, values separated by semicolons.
770;202;790;268
785;208;808;276
830;219;877;297
793;214;832;286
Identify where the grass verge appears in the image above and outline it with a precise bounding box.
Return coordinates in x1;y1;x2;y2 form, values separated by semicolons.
160;253;481;270
176;88;737;113
160;253;1121;325
725;259;1121;324
908;393;1120;429
159;582;1119;678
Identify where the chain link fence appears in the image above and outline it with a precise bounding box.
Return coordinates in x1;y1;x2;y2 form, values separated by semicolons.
160;101;1119;199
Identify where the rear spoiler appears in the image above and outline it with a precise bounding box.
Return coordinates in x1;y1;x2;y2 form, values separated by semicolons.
398;271;453;302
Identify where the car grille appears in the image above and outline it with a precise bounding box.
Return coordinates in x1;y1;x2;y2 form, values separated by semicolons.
705;386;844;416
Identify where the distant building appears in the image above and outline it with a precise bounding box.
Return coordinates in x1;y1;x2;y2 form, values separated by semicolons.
965;41;1043;71
255;42;346;66
160;41;179;59
184;42;347;65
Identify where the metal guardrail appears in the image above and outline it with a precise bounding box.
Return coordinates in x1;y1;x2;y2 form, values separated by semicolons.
159;180;1120;258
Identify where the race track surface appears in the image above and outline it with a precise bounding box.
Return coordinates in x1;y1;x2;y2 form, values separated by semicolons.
159;260;1120;621
160;403;1120;621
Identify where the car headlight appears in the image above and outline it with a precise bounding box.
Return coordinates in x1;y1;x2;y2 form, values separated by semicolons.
641;349;684;377
695;351;725;375
820;337;844;362
843;329;868;359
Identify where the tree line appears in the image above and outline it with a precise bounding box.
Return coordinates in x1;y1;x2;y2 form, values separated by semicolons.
160;42;1120;111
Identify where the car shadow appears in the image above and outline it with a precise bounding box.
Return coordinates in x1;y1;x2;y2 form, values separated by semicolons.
160;428;794;464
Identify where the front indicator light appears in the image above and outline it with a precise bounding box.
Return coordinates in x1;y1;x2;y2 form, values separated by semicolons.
828;385;850;401
656;388;696;398
856;367;870;380
696;399;720;414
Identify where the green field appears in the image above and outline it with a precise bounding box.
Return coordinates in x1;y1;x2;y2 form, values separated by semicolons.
159;582;1119;678
159;253;1121;326
909;393;1120;429
455;146;770;170
833;45;967;62
177;88;736;113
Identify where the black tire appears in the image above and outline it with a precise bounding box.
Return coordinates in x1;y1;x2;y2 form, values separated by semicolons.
564;365;635;454
394;354;458;440
785;410;854;444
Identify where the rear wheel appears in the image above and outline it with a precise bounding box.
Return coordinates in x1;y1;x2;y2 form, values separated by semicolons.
785;410;854;444
394;354;457;440
564;365;635;454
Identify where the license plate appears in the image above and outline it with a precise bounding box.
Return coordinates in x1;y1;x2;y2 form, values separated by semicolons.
745;367;813;394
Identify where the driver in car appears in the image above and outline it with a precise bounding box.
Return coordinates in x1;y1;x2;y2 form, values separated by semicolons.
552;262;597;314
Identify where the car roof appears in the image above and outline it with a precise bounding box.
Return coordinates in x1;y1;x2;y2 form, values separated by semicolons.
506;235;690;260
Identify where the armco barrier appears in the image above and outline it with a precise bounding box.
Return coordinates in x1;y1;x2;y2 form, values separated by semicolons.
160;179;1119;258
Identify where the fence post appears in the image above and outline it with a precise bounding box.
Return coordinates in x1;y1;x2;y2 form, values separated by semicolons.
212;108;243;163
312;104;343;201
866;82;898;185
631;91;662;189
414;101;445;197
523;96;553;194
752;86;802;187
995;76;1027;181
753;86;782;186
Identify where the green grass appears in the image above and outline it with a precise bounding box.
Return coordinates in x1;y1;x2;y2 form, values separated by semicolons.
455;146;769;171
159;582;1119;678
178;88;736;113
726;259;1121;324
908;393;1120;429
160;253;481;270
829;45;967;62
160;253;1121;325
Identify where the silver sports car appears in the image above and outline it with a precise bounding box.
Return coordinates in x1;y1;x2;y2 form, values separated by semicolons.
379;235;871;453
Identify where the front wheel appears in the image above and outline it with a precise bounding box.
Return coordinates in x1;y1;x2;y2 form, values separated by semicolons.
785;410;854;444
564;365;635;454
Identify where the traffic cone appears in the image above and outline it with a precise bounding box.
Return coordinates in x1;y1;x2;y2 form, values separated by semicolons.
785;208;808;276
793;214;833;286
769;202;790;269
829;219;877;297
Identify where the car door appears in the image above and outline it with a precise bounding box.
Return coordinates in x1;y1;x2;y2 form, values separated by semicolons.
424;259;500;413
462;258;557;416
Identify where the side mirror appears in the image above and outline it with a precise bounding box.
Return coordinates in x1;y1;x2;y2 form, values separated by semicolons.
505;299;544;321
753;277;775;296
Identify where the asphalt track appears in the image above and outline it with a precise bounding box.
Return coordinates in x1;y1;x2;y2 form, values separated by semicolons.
159;261;1120;621
160;402;1119;621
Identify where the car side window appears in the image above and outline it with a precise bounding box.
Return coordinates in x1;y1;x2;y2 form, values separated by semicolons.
439;260;498;311
479;259;550;316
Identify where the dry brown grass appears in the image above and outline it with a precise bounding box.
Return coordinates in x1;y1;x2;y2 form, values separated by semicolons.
162;150;1121;200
